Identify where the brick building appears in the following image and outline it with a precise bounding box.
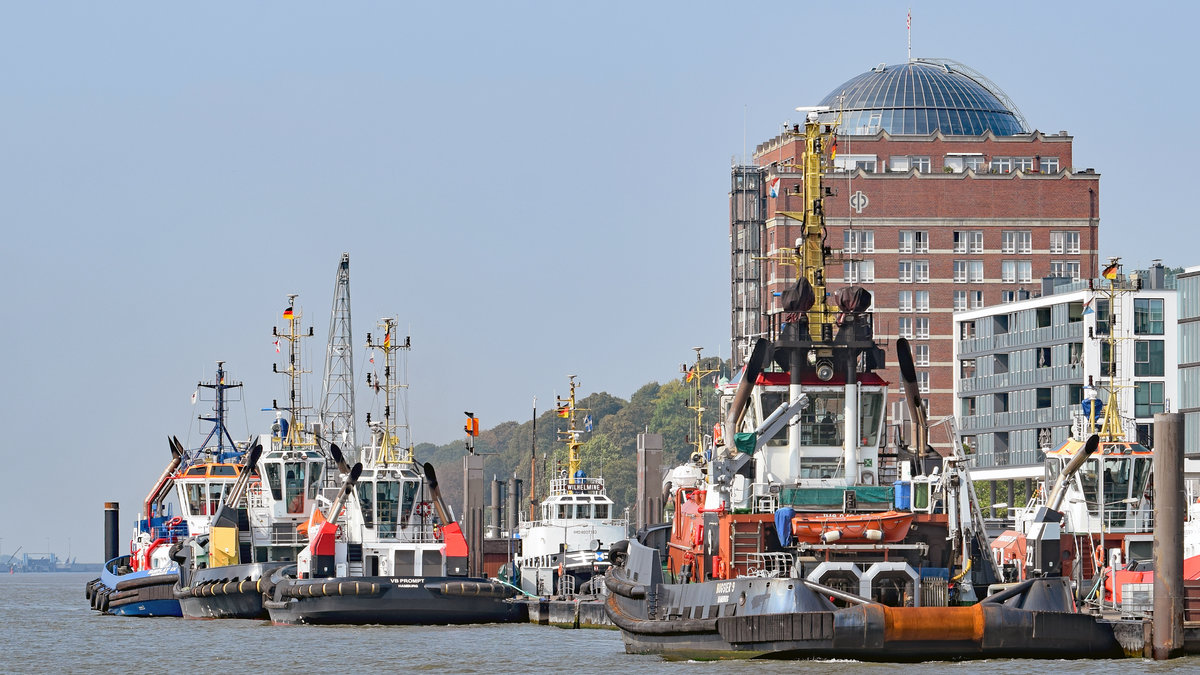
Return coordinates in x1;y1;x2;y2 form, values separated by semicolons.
731;59;1099;451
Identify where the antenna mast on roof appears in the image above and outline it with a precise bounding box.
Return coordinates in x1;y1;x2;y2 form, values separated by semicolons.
907;8;912;62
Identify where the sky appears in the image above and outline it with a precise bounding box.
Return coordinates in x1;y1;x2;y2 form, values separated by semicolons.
1;1;1196;562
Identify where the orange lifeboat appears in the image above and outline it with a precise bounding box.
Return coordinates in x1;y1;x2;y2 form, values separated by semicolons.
791;510;914;544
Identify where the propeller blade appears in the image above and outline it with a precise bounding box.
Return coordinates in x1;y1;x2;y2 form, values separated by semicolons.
348;462;362;485
170;436;185;459
423;462;439;490
168;436;181;459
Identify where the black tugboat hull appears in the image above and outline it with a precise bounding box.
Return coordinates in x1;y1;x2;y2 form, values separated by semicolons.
607;539;1126;661
177;562;289;620
264;575;525;625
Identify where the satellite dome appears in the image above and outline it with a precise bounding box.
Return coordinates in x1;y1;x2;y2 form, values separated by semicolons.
817;59;1028;136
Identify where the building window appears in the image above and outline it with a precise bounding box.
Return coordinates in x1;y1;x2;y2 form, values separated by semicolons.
915;317;930;339
1001;230;1032;254
969;260;983;282
1101;341;1114;377
1096;297;1111;335
990;157;1013;173
960;320;976;339
844;229;874;253
898;317;913;338
960;358;976;378
913;156;931;173
898;260;913;283
953;290;967;311
995;391;1009;412
915;290;929;313
1134;381;1165;418
1037;347;1052;368
964;156;985;172
970;291;984;309
918;371;930;393
1041;156;1060;173
1135;340;1165;376
899;290;913;312
1036;388;1052;408
953;230;983;253
914;260;929;283
1134;298;1164;335
1001;261;1016;283
1001;290;1016;303
855;159;877;172
915;344;930;366
961;397;976;417
1050;231;1080;254
1013;157;1034;172
1050;261;1081;279
899;230;927;253
1018;260;1032;283
954;260;969;283
843;260;875;283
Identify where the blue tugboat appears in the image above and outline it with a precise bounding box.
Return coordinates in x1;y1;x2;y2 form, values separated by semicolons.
85;362;250;617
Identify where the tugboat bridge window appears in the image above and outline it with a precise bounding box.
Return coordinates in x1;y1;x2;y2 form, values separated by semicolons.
284;462;307;514
265;464;283;500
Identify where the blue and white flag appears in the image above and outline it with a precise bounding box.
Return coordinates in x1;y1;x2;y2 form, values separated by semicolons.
584;414;593;432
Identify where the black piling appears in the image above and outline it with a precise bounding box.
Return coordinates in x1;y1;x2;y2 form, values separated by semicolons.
103;502;119;563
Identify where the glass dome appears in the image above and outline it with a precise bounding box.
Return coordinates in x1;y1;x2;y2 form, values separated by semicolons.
817;60;1026;136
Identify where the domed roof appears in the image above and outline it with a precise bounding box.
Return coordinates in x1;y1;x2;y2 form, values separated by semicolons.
817;59;1027;136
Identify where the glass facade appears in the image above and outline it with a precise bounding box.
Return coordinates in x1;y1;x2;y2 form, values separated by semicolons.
817;61;1026;137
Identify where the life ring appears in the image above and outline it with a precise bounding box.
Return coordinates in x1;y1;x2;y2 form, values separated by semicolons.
417;502;433;518
432;524;443;541
1093;544;1105;570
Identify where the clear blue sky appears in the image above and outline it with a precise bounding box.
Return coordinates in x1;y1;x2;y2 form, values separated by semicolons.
1;1;1192;561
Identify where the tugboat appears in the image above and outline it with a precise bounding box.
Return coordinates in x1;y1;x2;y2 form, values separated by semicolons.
263;318;523;625
604;112;1122;659
85;363;251;617
173;297;331;619
514;376;628;597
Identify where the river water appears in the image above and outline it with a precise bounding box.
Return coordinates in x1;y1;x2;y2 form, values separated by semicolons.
2;573;1198;674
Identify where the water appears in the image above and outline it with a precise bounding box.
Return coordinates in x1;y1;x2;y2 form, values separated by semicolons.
3;573;1198;674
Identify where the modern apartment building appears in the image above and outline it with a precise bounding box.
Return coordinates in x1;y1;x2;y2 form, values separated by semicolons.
953;268;1176;480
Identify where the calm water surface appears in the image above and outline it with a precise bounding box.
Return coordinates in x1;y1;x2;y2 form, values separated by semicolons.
2;573;1197;674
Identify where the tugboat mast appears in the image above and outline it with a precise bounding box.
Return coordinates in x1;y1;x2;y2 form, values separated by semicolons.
365;317;412;465
195;360;243;462
320;252;358;463
684;347;719;467
555;376;585;487
272;294;315;452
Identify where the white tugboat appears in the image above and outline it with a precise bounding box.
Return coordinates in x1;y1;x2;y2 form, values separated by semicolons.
263;317;521;624
173;297;331;619
515;376;628;597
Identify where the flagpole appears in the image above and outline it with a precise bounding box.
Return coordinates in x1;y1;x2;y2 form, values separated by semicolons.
530;396;537;521
907;8;912;62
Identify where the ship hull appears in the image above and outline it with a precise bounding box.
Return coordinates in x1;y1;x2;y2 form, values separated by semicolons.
264;575;525;625
177;561;289;620
607;539;1125;661
89;557;182;617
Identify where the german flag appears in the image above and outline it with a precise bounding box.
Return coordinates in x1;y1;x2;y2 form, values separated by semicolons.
829;137;838;161
283;307;295;320
556;406;570;418
1102;263;1119;280
384;333;391;349
684;366;696;383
